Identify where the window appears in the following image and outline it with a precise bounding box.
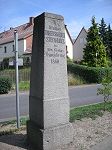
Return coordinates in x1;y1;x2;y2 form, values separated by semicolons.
66;45;68;56
4;46;7;53
12;45;14;52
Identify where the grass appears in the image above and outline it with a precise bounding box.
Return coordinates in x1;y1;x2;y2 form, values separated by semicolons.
11;73;86;91
1;101;112;126
1;68;87;90
0;127;26;136
68;73;86;86
0;117;28;136
0;117;29;127
19;81;30;91
0;101;112;135
11;81;30;91
19;74;86;90
70;101;112;122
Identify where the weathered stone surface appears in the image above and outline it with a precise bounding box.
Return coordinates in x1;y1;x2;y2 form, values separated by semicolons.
27;121;73;150
27;12;73;150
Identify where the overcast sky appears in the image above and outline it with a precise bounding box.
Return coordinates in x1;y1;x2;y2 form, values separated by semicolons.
0;0;112;38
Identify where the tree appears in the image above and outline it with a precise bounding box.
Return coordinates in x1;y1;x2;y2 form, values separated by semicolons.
99;18;107;46
106;24;112;60
83;17;107;67
97;72;112;110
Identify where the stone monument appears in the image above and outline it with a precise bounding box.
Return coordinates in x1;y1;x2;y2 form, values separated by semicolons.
27;12;73;150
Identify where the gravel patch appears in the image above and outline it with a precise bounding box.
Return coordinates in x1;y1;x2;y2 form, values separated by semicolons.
0;111;112;150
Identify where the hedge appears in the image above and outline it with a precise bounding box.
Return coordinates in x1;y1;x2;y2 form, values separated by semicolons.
0;77;12;94
67;62;112;83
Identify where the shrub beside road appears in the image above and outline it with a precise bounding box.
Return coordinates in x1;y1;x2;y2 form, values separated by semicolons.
0;77;12;94
67;62;112;83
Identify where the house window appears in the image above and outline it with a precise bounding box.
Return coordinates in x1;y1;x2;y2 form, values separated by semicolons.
66;45;68;57
12;45;14;52
4;46;7;53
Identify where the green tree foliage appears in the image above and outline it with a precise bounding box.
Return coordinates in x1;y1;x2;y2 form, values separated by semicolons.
106;24;112;60
99;18;107;46
83;17;107;67
97;72;112;110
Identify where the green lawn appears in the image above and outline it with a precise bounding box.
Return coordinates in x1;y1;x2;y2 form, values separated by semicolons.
70;101;112;122
1;101;112;126
19;81;30;91
0;101;112;135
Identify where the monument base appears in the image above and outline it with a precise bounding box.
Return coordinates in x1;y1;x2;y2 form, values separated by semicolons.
27;120;73;150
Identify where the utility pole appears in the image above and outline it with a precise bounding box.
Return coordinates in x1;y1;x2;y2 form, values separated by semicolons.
14;30;20;128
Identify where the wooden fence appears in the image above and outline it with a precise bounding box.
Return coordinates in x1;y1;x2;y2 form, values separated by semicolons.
0;68;31;83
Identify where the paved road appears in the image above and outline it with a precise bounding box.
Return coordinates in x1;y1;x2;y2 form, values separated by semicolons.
0;84;112;122
69;84;105;107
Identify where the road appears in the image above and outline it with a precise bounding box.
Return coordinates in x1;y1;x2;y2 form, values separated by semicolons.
0;84;112;122
69;84;105;107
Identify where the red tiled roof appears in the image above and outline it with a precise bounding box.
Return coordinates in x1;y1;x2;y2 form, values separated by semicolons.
0;22;33;45
0;17;73;54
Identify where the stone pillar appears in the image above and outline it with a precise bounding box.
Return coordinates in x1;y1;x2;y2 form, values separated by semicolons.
27;12;73;150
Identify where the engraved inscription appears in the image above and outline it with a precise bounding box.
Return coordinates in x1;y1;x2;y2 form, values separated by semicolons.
46;37;65;44
45;30;65;38
45;30;65;44
45;22;65;64
49;25;61;31
45;47;65;64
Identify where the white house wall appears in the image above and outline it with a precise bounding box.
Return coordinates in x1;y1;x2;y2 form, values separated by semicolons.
65;29;73;60
24;39;26;52
0;30;73;61
73;28;87;61
0;39;24;61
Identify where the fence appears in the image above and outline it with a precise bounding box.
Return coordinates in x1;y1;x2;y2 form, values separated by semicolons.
0;68;31;83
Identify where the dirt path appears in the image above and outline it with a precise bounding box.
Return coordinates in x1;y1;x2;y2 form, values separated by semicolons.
0;111;112;150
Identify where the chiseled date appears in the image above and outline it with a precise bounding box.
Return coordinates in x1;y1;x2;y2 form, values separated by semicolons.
51;59;59;64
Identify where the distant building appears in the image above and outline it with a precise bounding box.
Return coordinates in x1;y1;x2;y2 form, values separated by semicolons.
0;17;73;65
65;25;74;60
0;17;34;64
73;27;87;61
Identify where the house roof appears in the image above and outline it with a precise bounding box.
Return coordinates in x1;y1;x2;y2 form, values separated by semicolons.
0;19;33;45
73;27;88;45
65;25;74;45
0;17;73;46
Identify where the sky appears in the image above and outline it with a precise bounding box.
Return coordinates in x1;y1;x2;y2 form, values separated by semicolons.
0;0;112;38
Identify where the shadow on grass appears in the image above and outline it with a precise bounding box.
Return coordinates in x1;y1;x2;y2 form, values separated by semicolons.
0;132;28;149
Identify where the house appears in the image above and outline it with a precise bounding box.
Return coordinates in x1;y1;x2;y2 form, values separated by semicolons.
0;17;34;65
0;17;73;65
73;27;87;62
65;25;74;59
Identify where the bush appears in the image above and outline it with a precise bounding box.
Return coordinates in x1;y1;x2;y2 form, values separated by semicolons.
0;77;12;94
68;73;86;86
23;57;31;67
67;62;112;83
0;58;9;70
